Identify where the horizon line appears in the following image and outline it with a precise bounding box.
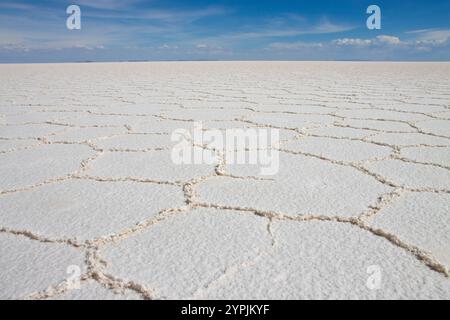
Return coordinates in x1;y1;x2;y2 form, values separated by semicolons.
1;59;450;65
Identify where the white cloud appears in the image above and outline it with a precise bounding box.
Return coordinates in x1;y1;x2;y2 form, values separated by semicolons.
333;35;403;47
375;35;402;45
332;38;372;46
332;31;450;50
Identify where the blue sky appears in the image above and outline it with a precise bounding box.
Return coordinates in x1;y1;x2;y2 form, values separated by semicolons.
1;0;449;62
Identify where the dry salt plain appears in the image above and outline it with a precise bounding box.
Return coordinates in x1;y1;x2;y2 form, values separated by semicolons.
0;61;449;300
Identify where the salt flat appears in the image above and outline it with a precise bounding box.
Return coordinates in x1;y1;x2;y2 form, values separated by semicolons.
0;61;449;300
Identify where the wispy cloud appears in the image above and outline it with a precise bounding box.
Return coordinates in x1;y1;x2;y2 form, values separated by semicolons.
195;18;354;47
407;28;450;45
0;2;230;52
83;5;230;23
0;2;35;10
68;0;140;10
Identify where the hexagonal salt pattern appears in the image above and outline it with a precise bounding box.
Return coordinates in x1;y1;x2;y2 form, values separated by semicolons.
0;144;96;192
366;159;450;190
102;208;272;299
367;192;450;268
400;146;450;168
202;221;450;299
46;127;127;143
196;153;391;217
281;137;392;162
0;124;66;139
416;120;450;137
85;148;217;183
0;180;185;241
0;62;449;300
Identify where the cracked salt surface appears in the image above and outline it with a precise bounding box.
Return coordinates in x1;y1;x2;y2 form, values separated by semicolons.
0;62;449;300
197;153;391;217
0;233;85;299
204;221;450;300
0;179;185;241
103;208;272;299
367;192;450;268
49;280;142;300
0;144;96;192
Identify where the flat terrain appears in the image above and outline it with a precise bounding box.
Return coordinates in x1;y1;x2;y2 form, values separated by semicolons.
0;62;449;299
